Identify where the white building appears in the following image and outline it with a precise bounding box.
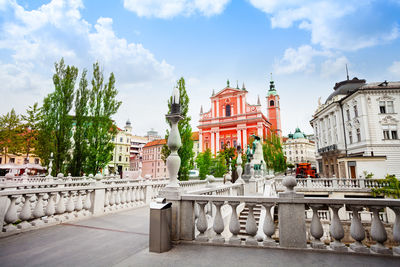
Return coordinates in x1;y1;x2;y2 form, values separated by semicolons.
283;128;316;167
106;121;132;176
129;135;148;171
310;78;400;178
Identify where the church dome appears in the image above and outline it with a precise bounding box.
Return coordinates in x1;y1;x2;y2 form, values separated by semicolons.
292;127;305;139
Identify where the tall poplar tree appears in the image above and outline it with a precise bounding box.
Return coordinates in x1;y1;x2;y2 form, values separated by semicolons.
40;58;78;174
0;109;22;163
161;77;194;181
21;103;41;161
86;62;121;175
69;70;90;175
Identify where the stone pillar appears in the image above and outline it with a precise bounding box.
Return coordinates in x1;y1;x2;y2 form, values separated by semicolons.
180;200;195;241
0;196;9;229
278;177;306;248
90;187;105;216
145;184;153;204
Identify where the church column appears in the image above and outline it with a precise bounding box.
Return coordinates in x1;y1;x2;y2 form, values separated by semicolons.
216;100;220;117
257;123;262;138
216;130;220;153
237;96;240;115
199;130;203;153
242;95;246;113
211;130;215;156
212;100;215;117
237;129;242;148
242;128;247;150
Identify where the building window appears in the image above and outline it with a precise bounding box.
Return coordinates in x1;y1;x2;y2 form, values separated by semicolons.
233;140;237;148
126;157;128;162
9;158;15;163
383;130;390;139
112;137;115;141
349;131;353;144
379;101;394;114
387;101;394;113
111;155;113;161
356;128;361;142
392;131;398;139
126;147;128;152
119;156;122;161
354;105;358;117
120;137;123;142
346;109;350;121
35;158;39;164
270;100;274;107
221;141;224;149
226;105;231;117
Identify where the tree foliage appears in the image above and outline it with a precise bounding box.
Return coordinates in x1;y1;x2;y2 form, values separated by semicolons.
195;149;212;180
21;103;41;160
161;77;194;181
0;108;22;163
85;62;121;175
263;132;286;173
371;175;400;198
69;70;90;176
40;58;78;174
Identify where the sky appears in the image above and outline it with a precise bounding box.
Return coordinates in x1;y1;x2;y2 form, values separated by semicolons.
0;0;399;137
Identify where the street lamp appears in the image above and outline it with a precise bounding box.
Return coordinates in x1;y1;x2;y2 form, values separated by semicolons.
165;86;183;188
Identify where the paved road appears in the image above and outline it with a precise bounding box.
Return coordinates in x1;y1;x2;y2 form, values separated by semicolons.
0;206;399;267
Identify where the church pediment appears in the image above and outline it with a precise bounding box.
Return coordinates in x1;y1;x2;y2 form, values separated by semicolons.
213;87;243;98
380;115;399;124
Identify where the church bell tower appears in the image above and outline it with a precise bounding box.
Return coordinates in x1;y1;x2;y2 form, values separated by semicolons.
266;74;282;137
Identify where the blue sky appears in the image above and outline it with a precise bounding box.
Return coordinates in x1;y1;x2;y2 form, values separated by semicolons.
1;0;399;136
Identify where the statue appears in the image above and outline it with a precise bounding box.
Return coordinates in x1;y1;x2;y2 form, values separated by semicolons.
246;144;252;162
250;135;263;171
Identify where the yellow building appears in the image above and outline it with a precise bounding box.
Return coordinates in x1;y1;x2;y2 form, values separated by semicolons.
106;120;132;176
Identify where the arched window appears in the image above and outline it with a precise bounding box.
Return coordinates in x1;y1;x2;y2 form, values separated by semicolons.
226;105;231;117
270;100;274;107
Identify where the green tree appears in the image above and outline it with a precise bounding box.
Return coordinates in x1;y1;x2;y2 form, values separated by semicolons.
0;108;23;163
263;133;286;173
69;70;90;176
195;149;212;179
86;62;121;175
21;103;41;161
371;175;400;198
211;152;227;177
40;58;78;174
161;77;194;181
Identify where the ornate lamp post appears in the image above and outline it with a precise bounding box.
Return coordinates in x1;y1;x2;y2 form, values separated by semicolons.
165;86;183;189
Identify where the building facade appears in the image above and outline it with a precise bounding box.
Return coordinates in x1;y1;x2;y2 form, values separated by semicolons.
310;78;400;178
106;121;132;175
129;135;148;171
198;79;281;155
283;128;316;167
142;139;167;179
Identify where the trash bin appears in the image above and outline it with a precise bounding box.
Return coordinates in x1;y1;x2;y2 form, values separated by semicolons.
149;198;172;253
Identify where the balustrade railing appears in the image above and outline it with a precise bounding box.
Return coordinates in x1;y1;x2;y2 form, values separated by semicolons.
179;194;400;255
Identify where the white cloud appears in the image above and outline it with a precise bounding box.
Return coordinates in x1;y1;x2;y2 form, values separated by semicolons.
0;0;175;133
273;45;330;74
321;56;349;78
388;61;400;76
248;0;399;51
123;0;230;18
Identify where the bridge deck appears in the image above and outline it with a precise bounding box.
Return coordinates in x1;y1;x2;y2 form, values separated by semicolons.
0;206;398;267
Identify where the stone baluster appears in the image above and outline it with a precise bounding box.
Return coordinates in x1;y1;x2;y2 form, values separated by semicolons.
309;205;325;249
136;186;141;205
83;190;92;215
245;202;258;245
329;205;347;251
140;186;145;203
55;192;67;221
65;191;75;220
115;188;121;208
262;203;277;247
104;189;110;210
18;194;33;229
131;187;137;206
370;206;391;254
348;205;369;253
195;201;209;242
31;193;45;226
3;195;19;232
121;187;126;207
44;192;57;223
75;190;84;216
126;187;132;205
228;201;241;245
391;207;400;255
212;201;225;243
109;189;116;209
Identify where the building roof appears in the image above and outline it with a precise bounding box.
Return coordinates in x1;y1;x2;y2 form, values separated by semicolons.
325;77;366;103
191;131;199;141
143;139;166;148
292;127;306;139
